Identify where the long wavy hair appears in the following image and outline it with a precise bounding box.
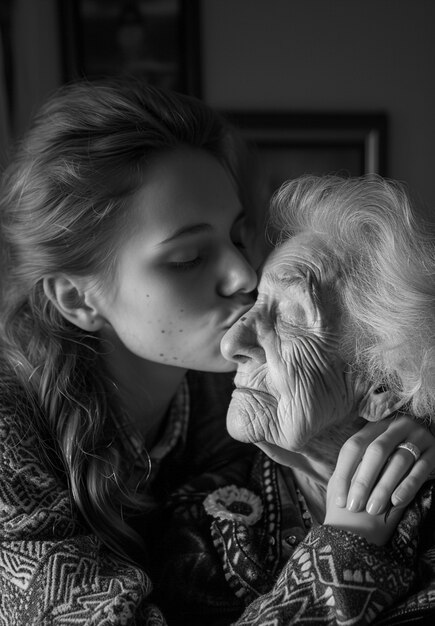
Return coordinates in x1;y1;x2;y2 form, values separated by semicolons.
0;78;260;564
270;174;435;420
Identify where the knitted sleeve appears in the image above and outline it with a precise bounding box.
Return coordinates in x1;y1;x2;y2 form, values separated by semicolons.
206;454;431;625
229;486;434;626
0;400;165;625
233;523;416;625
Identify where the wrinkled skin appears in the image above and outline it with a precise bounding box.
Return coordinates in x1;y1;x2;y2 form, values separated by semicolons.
221;234;367;462
221;233;435;543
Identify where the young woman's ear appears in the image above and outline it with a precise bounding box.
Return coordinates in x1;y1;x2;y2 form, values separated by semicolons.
43;275;106;331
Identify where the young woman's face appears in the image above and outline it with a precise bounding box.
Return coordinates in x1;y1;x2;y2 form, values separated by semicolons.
91;148;258;372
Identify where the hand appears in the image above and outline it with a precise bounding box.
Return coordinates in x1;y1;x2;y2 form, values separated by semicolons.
325;468;405;545
332;414;435;516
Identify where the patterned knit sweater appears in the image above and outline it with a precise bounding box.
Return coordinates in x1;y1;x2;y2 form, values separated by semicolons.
1;364;435;625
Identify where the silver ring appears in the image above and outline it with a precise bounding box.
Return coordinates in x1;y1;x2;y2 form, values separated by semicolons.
396;441;421;463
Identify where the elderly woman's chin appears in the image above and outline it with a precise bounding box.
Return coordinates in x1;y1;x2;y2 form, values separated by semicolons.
226;386;353;465
225;387;312;453
225;386;278;444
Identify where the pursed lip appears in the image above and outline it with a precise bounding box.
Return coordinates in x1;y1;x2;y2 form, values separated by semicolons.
232;386;278;405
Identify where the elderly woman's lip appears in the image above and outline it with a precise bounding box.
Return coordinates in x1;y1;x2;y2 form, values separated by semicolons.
232;386;278;404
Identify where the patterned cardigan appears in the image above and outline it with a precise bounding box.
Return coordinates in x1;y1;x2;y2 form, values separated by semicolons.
1;365;435;625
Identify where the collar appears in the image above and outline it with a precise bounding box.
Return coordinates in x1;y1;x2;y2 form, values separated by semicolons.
114;376;190;486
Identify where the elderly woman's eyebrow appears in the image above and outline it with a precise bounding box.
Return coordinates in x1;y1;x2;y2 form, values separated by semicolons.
264;271;300;290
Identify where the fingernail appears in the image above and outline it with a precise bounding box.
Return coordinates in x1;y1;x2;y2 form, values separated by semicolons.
347;498;362;512
335;495;346;507
366;499;382;515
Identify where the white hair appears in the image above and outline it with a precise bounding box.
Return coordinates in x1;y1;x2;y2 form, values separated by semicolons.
269;174;435;419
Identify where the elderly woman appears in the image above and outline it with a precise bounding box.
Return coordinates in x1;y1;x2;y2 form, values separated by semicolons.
214;175;435;624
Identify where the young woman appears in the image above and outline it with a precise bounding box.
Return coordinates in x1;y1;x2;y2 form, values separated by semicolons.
0;78;433;625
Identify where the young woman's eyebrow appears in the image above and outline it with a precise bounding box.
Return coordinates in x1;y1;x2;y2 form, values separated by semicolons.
160;208;245;245
160;223;212;245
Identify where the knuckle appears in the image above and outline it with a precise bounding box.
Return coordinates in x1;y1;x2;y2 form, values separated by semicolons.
351;475;372;490
340;437;365;457
366;440;389;460
371;484;390;501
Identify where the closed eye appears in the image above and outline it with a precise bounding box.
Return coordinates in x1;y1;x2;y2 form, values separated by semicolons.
168;257;202;270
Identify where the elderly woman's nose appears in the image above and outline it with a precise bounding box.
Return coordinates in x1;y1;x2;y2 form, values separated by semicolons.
220;313;260;363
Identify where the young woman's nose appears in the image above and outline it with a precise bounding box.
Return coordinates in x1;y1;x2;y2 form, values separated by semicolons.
220;311;263;364
218;246;258;297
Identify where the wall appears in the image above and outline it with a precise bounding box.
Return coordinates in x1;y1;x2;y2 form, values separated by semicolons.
202;0;435;210
10;0;62;136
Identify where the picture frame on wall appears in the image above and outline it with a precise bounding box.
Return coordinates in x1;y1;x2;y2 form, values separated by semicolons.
226;112;388;196
60;0;202;97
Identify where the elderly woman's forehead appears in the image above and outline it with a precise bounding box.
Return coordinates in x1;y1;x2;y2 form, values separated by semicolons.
269;232;326;265
258;232;336;291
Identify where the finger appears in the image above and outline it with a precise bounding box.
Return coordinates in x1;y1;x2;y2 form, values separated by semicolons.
345;430;401;512
345;418;423;512
383;498;407;530
364;447;415;515
332;472;355;508
391;451;435;507
333;420;391;508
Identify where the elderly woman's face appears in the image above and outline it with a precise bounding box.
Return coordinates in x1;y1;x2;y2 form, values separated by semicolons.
221;234;358;452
